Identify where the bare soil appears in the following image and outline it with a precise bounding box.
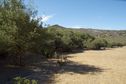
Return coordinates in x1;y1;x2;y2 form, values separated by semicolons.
54;47;126;84
0;47;126;84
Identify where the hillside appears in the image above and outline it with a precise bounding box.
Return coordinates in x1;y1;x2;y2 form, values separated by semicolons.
48;25;126;45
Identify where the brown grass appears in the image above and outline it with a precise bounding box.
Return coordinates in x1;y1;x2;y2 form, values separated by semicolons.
1;47;126;84
54;46;126;84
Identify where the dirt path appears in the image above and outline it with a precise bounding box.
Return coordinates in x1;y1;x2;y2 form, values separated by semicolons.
54;47;126;84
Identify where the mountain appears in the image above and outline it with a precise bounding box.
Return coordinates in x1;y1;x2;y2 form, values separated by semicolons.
48;25;126;45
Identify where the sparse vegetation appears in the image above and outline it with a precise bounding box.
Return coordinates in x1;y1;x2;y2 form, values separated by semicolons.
13;77;38;84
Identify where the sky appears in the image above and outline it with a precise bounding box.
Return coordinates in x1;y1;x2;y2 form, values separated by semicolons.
26;0;126;30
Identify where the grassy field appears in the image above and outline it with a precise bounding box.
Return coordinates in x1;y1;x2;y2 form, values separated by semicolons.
54;46;126;84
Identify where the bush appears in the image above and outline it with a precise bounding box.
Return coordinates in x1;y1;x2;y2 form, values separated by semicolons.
88;38;108;50
13;77;38;84
107;42;124;48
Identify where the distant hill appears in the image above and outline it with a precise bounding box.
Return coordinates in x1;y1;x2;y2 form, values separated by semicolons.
48;25;126;45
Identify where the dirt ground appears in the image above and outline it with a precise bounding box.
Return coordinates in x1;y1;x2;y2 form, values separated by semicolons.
0;47;126;84
54;46;126;84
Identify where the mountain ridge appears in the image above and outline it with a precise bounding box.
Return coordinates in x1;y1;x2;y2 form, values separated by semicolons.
48;25;126;45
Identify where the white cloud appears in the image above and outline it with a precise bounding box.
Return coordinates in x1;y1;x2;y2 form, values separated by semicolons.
30;14;54;24
41;14;54;22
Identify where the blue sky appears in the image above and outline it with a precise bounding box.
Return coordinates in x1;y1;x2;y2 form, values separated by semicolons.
26;0;126;30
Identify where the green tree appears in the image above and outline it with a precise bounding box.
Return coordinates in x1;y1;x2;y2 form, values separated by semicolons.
89;38;108;50
0;0;51;65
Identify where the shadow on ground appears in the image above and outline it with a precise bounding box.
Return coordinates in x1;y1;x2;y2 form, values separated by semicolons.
0;58;104;84
59;61;104;75
0;59;57;84
63;49;84;55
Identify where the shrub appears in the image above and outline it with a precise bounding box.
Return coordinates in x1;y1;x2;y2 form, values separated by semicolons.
13;77;38;84
88;38;108;50
107;42;124;48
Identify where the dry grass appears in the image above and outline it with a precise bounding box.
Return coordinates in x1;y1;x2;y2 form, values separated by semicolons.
54;46;126;84
1;47;126;84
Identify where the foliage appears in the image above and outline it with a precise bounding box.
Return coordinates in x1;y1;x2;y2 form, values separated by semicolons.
0;0;50;65
87;38;108;50
13;77;38;84
107;42;124;48
0;0;125;66
47;26;95;52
